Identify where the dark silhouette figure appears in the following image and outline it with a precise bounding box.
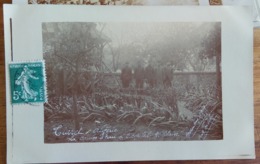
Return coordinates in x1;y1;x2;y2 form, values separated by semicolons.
134;62;145;89
145;64;155;88
155;63;163;88
163;63;173;88
121;62;132;88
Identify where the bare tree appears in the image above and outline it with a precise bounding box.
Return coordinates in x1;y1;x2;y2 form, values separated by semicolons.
43;22;111;130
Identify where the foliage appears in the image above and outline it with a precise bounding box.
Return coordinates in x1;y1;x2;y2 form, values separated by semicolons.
45;74;222;141
43;22;111;129
104;22;221;72
43;22;222;141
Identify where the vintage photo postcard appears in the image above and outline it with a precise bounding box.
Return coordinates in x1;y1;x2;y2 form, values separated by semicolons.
12;0;252;5
4;5;254;163
43;22;222;143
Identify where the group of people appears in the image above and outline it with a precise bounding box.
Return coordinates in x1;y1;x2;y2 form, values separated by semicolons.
120;61;173;89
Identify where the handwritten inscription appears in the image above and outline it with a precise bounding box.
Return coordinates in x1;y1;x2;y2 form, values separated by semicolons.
52;124;180;142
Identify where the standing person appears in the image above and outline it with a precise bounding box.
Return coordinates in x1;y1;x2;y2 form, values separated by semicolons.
121;62;132;88
163;62;173;88
155;61;163;89
134;61;145;89
145;63;155;88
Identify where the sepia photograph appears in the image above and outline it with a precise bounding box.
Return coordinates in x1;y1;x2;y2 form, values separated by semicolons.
29;0;200;5
43;22;222;143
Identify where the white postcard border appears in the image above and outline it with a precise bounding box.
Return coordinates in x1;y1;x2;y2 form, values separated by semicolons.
4;5;254;163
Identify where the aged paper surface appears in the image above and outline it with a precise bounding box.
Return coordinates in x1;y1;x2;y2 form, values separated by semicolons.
4;5;254;163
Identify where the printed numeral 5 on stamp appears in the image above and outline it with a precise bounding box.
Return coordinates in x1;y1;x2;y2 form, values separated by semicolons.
9;61;47;104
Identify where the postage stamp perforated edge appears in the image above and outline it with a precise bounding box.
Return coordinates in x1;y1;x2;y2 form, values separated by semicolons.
8;60;48;105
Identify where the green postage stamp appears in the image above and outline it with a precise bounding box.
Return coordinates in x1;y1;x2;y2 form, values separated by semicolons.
9;61;47;104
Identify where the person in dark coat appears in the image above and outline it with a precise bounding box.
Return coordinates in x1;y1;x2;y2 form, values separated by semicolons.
134;61;145;89
121;62;132;88
145;63;155;88
155;62;163;88
163;63;173;88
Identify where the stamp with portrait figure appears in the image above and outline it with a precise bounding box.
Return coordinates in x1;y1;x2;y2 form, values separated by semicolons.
9;61;47;104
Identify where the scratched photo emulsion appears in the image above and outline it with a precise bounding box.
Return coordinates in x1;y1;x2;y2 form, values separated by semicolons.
42;22;222;143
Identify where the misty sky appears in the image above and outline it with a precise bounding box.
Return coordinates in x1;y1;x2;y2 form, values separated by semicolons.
102;22;216;47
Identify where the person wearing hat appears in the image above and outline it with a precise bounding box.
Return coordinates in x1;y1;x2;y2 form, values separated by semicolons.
145;62;155;88
120;62;132;88
163;62;173;88
134;61;145;89
155;61;163;89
